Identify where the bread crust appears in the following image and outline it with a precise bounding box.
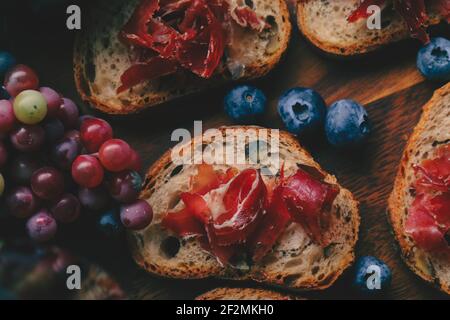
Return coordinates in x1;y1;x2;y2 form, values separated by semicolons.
131;126;360;290
388;83;450;295
195;287;300;300
73;0;292;114
296;0;444;57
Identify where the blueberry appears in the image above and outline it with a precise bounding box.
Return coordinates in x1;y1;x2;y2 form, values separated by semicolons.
417;37;450;81
325;99;371;147
277;87;326;135
353;256;392;295
0;52;16;77
98;210;124;238
224;85;267;123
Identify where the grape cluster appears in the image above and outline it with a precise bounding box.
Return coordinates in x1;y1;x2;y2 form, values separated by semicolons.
0;52;153;243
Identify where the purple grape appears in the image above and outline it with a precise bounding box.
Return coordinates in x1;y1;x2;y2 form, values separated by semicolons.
51;193;81;223
43;118;64;145
31;167;64;200
6;186;37;218
0;140;7;168
78;186;109;212
10;125;45;152
107;170;142;204
39;87;62;118
58;98;79;129
26;210;57;242
64;129;80;146
120;200;153;230
0;99;15;134
51;137;80;170
9;154;41;185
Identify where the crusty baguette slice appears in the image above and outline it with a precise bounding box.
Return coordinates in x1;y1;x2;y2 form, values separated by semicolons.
73;0;291;114
195;287;300;300
388;83;450;295
297;0;446;56
130;126;360;290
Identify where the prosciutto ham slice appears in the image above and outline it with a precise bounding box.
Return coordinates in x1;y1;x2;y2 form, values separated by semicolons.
405;144;450;253
162;164;340;265
118;0;269;93
348;0;450;43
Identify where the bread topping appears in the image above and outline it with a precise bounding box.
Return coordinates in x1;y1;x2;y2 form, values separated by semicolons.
162;163;340;265
405;144;450;253
348;0;450;43
117;0;269;93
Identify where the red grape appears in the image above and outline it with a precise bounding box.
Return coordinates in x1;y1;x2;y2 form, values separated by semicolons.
10;125;45;152
80;118;113;153
71;155;104;188
0;140;7;168
107;170;142;203
58;98;79;129
128;149;142;171
26;210;57;242
51;193;81;223
78;115;94;128
99;139;132;172
78;187;109;212
39;87;62;118
0;99;16;133
6;186;37;218
120;200;153;230
4;64;39;97
31;167;65;200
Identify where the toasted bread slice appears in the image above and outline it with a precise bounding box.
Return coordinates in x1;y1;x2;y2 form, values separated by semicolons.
297;0;446;56
130;126;360;290
388;83;450;294
73;0;291;114
196;287;299;300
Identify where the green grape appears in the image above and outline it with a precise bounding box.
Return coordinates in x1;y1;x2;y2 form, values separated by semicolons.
13;90;48;124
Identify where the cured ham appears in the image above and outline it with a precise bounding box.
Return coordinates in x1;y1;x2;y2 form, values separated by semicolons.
405;144;450;253
348;0;450;43
118;0;269;93
162;164;340;265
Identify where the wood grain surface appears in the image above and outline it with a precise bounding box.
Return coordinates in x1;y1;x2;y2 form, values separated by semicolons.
2;2;449;300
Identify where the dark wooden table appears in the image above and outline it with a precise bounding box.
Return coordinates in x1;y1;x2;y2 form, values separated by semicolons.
2;2;449;300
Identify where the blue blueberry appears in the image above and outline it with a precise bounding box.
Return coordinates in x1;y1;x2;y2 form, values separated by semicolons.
325;99;371;147
354;256;392;295
224;85;267;123
417;37;450;81
0;52;16;77
277;87;326;135
98;210;124;238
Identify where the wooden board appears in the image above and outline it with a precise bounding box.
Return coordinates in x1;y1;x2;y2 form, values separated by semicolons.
3;4;449;300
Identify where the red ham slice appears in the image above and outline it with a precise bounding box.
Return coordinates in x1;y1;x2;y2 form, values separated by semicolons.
405;194;449;252
347;0;386;22
231;6;269;32
162;164;340;264
346;0;448;43
406;144;450;253
118;0;268;92
213;169;267;246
